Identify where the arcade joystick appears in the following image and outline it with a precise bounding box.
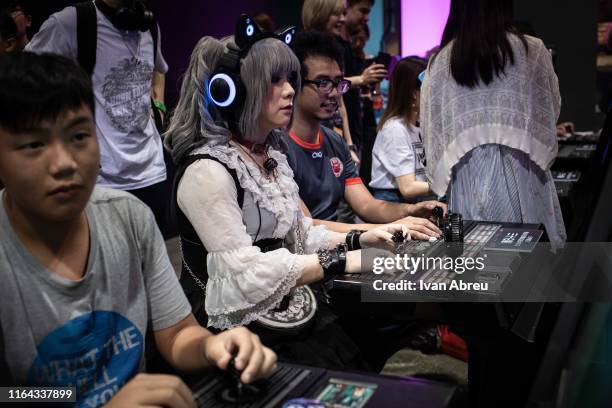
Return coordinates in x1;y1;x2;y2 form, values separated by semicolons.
392;231;405;244
442;212;464;258
432;206;444;228
219;358;264;404
443;212;464;243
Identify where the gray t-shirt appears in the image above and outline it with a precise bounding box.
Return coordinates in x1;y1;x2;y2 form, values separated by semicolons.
25;5;168;190
0;187;191;407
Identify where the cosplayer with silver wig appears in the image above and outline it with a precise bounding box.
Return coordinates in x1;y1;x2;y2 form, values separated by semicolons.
165;14;407;370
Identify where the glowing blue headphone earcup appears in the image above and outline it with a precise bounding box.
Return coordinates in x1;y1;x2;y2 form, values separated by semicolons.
207;72;237;108
246;23;255;37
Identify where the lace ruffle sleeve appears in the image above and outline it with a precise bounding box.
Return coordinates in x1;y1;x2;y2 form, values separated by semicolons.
296;212;337;253
177;159;306;329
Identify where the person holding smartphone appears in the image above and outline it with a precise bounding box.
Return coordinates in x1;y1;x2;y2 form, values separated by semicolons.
302;0;387;156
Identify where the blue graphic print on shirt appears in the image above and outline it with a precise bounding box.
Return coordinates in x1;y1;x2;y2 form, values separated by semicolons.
27;311;143;407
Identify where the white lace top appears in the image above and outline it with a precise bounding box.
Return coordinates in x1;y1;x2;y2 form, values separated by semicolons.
421;34;561;196
177;144;339;329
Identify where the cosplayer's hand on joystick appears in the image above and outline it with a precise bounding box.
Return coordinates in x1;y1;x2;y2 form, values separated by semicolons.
391;229;410;255
220;357;263;404
392;231;406;244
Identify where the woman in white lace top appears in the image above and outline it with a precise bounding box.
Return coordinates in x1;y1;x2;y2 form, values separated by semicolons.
164;22;405;369
420;0;566;249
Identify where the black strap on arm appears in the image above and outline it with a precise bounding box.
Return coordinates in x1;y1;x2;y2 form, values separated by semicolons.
75;1;97;76
150;22;158;66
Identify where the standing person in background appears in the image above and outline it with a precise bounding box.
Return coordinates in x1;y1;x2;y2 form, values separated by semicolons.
421;0;565;250
420;0;566;406
0;7;15;192
370;57;433;203
252;11;276;32
302;0;386;163
344;0;372;31
346;22;378;188
0;7;17;53
342;0;383;159
4;1;30;51
26;0;172;236
0;4;19;190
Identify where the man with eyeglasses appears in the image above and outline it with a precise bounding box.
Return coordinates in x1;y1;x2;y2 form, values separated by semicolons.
284;30;447;372
285;30;445;239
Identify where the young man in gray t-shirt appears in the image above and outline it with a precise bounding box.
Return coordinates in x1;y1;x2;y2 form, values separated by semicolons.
0;53;276;407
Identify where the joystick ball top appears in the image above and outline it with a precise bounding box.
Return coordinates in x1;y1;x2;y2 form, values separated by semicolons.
392;231;405;243
432;206;444;219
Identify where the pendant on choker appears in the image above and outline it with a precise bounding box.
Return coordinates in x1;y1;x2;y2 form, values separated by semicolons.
233;139;278;180
263;157;278;172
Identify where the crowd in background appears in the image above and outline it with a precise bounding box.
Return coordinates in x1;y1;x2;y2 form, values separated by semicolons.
0;0;608;407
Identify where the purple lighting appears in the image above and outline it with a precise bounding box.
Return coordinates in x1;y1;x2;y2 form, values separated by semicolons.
401;0;451;57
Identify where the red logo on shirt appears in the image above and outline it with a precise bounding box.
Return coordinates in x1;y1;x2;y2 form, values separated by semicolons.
330;157;343;178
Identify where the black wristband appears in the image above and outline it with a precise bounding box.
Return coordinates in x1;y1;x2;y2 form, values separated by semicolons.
317;244;347;277
346;229;365;251
336;243;347;266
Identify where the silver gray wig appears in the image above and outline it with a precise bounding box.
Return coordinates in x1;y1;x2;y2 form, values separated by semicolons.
164;36;300;164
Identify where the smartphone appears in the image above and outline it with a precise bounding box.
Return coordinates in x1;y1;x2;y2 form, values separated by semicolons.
374;52;392;69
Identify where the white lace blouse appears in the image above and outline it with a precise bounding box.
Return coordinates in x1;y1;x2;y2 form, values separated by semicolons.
177;143;341;329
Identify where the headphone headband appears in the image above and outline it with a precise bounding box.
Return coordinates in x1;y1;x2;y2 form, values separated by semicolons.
94;0;154;32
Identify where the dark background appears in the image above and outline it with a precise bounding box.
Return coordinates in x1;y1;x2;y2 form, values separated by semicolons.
149;0;301;109
14;0;604;129
513;0;599;129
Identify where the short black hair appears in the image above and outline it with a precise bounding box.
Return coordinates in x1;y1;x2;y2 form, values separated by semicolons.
347;0;375;7
291;30;344;82
0;9;17;41
0;52;95;134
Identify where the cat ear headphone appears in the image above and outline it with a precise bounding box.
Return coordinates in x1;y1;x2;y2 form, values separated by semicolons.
206;14;296;135
95;0;154;32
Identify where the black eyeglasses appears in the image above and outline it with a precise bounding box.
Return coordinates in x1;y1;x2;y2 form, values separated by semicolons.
303;78;352;95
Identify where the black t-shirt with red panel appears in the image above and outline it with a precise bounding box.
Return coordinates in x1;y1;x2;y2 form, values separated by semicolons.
283;126;362;220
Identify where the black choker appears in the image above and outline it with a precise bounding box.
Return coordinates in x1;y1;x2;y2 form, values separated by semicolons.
233;139;278;178
232;137;268;155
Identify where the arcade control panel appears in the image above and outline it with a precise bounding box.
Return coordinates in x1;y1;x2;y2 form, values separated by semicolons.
552;170;581;197
552;131;598;195
333;210;543;297
189;362;459;407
